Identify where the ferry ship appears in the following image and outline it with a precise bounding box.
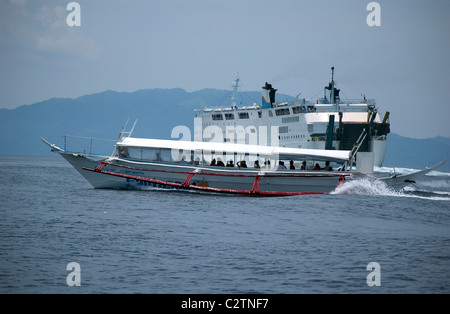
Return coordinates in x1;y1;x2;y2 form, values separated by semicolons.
195;67;390;167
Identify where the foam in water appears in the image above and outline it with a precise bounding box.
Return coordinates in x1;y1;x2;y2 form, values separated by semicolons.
375;166;450;177
331;178;402;196
332;178;450;201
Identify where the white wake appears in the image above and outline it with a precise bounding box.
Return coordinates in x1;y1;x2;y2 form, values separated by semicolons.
331;178;450;201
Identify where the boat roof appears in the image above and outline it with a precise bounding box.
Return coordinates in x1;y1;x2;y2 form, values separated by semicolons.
117;137;351;162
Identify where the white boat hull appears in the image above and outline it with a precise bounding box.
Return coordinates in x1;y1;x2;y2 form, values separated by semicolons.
59;152;347;196
43;138;444;195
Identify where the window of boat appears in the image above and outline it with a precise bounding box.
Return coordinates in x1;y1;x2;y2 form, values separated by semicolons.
141;147;160;161
127;147;143;160
172;149;192;163
160;148;172;162
292;106;306;114
224;113;234;120
275;108;290;116
258;111;262;118
238;112;249;119
118;147;129;158
212;114;223;120
279;126;288;134
282;116;300;123
268;110;273;117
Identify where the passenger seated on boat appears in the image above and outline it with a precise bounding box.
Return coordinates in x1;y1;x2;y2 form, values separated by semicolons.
300;161;307;170
226;160;234;167
289;160;295;170
216;158;225;167
323;161;333;171
177;155;189;165
314;163;321;170
210;159;216;166
192;157;200;166
119;148;129;158
254;160;260;169
263;160;271;169
237;160;247;169
277;161;287;170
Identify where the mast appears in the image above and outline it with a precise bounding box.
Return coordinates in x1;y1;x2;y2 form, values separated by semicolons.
230;73;240;108
325;66;340;105
330;66;335;104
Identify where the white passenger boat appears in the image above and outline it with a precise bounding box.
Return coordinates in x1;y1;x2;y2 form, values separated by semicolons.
42;129;445;196
42;136;357;196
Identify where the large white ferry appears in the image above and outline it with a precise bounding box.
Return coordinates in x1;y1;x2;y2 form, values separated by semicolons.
195;67;390;167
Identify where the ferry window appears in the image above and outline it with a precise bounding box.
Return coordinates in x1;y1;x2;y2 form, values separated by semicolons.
258;111;262;118
128;147;142;160
282;116;300;123
224;113;234;120
118;147;129;158
160;149;172;162
279;126;288;134
292;106;306;114
238;112;249;119
142;148;160;161
275;108;290;116
212;114;223;120
269;111;273;117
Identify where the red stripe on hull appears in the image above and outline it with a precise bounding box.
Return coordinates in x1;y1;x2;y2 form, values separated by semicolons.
82;167;329;197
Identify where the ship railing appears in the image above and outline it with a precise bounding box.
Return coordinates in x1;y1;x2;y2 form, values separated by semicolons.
338;99;375;105
62;134;117;157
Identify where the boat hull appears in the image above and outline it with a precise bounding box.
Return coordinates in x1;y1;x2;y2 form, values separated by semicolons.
59;152;347;196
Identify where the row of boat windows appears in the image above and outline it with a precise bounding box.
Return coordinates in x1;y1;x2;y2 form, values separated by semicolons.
118;146;271;165
117;146;331;170
278;127;308;137
279;134;307;140
209;106;314;121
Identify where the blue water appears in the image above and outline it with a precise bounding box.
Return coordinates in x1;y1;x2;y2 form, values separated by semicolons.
1;155;449;293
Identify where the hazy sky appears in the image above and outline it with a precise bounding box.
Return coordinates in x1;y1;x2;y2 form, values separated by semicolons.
1;0;449;138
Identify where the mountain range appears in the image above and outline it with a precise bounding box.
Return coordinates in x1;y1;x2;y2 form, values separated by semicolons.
1;88;448;171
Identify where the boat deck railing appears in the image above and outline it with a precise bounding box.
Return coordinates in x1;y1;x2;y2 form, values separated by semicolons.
195;98;376;113
62;134;117;157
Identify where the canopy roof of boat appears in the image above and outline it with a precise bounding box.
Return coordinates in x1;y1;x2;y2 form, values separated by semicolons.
117;137;351;162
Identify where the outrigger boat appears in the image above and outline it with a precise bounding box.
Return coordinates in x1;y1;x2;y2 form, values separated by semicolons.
41;125;445;197
41;136;354;196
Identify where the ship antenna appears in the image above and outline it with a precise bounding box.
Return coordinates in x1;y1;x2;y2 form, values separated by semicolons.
230;73;240;108
331;66;335;104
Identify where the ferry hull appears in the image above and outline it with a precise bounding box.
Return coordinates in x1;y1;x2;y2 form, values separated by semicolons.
371;138;387;167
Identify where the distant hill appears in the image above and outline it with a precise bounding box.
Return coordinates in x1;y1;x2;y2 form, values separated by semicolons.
0;88;448;170
383;133;449;170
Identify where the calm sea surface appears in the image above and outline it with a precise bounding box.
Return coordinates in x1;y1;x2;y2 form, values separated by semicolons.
1;154;449;293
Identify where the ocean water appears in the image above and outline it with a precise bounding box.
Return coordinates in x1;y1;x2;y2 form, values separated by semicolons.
0;154;449;294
